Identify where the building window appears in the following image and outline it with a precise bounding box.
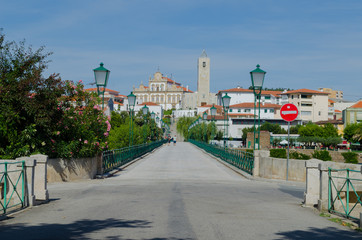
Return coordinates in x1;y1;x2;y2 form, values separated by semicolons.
265;96;271;100
161;96;164;103
168;96;171;102
245;109;251;113
318;111;321;116
203;62;206;67
264;109;267;113
238;109;241;113
270;109;274;113
301;111;311;116
291;95;294;99
229;109;233;112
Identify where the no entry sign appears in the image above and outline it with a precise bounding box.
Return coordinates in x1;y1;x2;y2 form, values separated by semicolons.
280;103;298;122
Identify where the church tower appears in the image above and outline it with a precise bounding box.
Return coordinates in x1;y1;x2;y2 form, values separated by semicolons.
197;50;210;106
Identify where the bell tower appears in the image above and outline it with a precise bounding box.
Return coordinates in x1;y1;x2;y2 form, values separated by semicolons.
197;50;210;105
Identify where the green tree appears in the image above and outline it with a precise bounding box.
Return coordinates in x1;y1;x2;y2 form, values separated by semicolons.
344;123;362;144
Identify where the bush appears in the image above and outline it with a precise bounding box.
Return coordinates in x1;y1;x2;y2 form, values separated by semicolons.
270;149;287;158
341;152;358;164
245;149;254;154
290;151;311;160
312;150;332;161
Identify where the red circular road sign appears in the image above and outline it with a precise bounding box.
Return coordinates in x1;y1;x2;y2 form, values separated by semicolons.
280;103;299;122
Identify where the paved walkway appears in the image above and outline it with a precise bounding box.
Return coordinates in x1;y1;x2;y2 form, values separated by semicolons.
0;142;361;239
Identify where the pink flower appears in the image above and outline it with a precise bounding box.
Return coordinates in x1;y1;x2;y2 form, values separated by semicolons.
79;80;83;84
56;131;60;135
51;139;55;143
79;139;82;141
104;132;109;137
84;140;88;144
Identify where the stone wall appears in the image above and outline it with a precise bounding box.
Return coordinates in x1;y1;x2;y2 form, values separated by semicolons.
47;157;99;183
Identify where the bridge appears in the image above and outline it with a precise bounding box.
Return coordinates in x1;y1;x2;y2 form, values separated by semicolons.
1;142;361;239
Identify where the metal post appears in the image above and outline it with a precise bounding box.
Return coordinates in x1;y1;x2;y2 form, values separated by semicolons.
144;116;146;144
224;108;226;149
253;94;256;150
287;121;290;181
129;110;133;147
258;95;261;150
102;92;105;111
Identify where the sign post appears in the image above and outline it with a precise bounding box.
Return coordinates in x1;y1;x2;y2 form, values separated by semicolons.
280;103;299;181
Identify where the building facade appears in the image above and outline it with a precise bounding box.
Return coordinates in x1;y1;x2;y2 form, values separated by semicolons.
280;89;329;123
133;71;193;110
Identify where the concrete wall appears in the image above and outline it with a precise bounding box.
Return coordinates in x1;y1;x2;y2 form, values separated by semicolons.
255;150;307;182
47;157;98;183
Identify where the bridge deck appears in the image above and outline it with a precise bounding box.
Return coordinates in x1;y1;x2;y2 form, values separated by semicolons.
1;142;360;239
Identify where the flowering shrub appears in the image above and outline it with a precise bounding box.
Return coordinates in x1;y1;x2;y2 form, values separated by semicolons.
45;80;109;159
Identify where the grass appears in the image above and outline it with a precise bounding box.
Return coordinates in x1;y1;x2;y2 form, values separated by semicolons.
319;212;362;232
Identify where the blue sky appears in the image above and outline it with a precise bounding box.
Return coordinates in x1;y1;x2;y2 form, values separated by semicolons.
1;0;362;100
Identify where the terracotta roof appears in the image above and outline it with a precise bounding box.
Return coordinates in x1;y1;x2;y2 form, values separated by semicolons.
349;100;362;109
163;77;181;86
198;104;223;109
228;113;255;117
328;99;335;103
85;88;120;94
206;115;227;120
335;110;342;113
138;102;160;106
218;88;281;97
280;88;329;95
315;119;343;125
176;85;193;93
116;95;127;98
229;102;282;109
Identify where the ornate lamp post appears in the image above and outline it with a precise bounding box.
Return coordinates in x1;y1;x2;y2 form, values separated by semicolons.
127;92;136;146
142;105;149;144
151;111;155;120
93;62;110;110
222;93;231;148
250;64;266;150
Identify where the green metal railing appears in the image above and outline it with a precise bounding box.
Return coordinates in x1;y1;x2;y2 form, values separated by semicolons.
189;139;254;175
102;140;166;173
0;161;26;215
328;168;362;220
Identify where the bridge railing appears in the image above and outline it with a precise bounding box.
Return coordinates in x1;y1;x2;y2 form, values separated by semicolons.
0;161;26;215
328;168;362;220
189;139;254;175
102;140;166;173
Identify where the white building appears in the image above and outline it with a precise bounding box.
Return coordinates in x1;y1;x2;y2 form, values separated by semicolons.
216;87;282;106
280;89;329;123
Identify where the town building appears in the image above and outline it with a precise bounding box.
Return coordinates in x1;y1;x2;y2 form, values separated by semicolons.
343;100;362;126
182;50;217;109
280;89;329;123
318;87;343;100
133;71;193;110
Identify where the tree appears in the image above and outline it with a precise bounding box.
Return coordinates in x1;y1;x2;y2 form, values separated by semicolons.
344;123;362;144
0;31;63;158
0;31;109;159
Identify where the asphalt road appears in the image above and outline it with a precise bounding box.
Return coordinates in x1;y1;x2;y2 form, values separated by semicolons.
1;142;361;240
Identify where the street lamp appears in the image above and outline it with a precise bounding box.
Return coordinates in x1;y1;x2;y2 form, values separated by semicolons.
127;92;136;146
250;64;266;150
142;105;149;144
222;93;231;148
151;111;155;120
93;62;110;110
203;111;208;121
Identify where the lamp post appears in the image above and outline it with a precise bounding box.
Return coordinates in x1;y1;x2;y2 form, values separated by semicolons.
151;111;155;120
127;92;136;146
250;64;266;150
142;105;149;144
93;62;110;110
222;93;231;148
